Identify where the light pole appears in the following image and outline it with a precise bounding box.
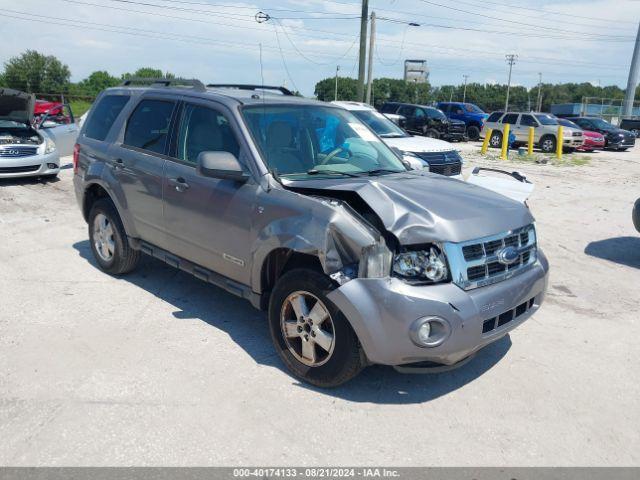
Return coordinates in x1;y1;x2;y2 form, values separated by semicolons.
536;72;542;111
356;0;369;102
365;11;376;105
504;54;518;112
462;74;469;103
334;65;340;101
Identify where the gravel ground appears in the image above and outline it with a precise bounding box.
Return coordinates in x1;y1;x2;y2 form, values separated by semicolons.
0;146;639;466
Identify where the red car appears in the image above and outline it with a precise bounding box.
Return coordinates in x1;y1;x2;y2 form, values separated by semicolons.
557;118;605;151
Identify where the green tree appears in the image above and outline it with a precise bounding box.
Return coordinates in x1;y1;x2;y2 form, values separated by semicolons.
3;50;71;93
314;76;358;101
75;70;120;96
121;68;176;80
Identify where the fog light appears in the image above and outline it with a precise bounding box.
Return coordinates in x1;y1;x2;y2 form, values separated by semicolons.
417;322;431;343
410;316;451;348
47;163;57;169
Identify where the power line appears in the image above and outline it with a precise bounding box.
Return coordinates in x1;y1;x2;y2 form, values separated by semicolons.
416;0;635;41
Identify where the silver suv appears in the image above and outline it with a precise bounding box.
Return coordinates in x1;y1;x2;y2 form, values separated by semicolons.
484;111;583;153
73;79;549;387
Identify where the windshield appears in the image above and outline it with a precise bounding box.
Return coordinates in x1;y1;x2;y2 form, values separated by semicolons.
589;118;615;131
352;110;407;138
535;114;558;125
558;119;580;129
242;105;407;180
0;120;28;129
464;103;484;113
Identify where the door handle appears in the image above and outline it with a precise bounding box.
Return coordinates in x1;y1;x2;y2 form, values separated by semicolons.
169;177;190;192
112;158;124;170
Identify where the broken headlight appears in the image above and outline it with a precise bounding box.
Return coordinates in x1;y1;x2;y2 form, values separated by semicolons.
393;245;449;283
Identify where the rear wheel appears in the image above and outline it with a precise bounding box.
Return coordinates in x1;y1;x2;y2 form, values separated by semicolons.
268;269;364;387
466;125;481;141
88;198;140;275
540;135;557;153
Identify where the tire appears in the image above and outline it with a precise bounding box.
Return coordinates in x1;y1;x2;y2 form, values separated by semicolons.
424;128;440;139
489;131;503;148
268;268;364;387
88;197;140;275
632;198;640;233
630;128;639;137
466;125;481;141
540;135;557;153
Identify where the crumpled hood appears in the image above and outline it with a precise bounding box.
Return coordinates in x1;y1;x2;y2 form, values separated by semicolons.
0;88;34;125
284;170;534;245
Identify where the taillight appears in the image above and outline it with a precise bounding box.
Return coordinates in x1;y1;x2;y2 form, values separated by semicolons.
73;143;80;174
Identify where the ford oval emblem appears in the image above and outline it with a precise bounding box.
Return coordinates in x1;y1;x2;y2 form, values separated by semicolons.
497;246;519;265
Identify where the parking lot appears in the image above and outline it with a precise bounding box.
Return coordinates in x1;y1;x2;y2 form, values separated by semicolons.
1;145;639;466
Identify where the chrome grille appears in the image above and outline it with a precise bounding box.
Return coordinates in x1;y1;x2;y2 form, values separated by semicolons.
444;224;537;290
0;146;38;158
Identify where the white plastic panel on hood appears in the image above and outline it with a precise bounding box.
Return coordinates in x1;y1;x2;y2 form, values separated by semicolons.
466;170;534;204
0;88;35;125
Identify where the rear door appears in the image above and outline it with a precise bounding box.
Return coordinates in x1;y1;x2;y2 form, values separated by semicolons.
397;105;418;132
110;97;177;246
516;114;538;142
162;99;255;285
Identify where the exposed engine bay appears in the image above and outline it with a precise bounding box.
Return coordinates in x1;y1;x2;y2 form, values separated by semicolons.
0;125;43;146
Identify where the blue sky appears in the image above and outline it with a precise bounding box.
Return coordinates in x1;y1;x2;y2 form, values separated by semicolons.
1;0;639;96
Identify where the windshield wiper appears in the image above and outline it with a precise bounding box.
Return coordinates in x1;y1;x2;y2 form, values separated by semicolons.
306;168;360;177
364;168;404;176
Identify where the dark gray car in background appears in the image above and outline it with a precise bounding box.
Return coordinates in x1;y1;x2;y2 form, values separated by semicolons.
73;79;549;387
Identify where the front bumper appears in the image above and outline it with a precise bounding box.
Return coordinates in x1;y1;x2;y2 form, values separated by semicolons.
327;249;549;366
0;151;60;179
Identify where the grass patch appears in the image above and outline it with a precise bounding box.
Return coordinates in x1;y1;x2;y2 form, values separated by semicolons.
69;100;93;118
478;149;591;167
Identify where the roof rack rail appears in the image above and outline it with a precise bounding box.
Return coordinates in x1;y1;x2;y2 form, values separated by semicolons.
120;78;206;92
206;84;294;96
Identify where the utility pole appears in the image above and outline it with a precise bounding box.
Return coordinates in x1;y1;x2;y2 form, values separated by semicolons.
356;0;369;102
365;11;376;105
536;72;542;111
623;22;640;118
504;54;517;112
334;65;340;101
462;74;469;103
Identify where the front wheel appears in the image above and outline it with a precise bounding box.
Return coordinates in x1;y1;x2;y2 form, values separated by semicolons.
424;128;440;139
268;269;364;387
466;125;481;141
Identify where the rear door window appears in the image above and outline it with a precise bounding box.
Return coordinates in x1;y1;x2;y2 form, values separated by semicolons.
84;95;129;141
519;114;538;127
124;99;176;155
487;112;503;122
501;113;519;124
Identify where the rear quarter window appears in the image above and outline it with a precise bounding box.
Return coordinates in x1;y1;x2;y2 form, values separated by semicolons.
83;95;130;141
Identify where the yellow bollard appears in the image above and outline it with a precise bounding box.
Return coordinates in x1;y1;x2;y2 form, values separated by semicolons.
480;128;492;154
528;126;534;155
556;125;563;160
500;123;510;160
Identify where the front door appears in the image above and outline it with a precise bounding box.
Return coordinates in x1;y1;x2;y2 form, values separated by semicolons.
516;114;538;142
39;104;79;156
162;100;255;285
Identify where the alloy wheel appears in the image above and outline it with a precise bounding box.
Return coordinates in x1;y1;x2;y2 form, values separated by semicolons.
93;213;115;262
280;291;335;367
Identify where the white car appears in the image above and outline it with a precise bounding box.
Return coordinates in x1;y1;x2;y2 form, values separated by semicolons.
332;101;534;203
0;88;60;179
332;101;463;179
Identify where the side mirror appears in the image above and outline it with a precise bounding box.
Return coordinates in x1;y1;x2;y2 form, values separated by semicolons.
196;151;249;182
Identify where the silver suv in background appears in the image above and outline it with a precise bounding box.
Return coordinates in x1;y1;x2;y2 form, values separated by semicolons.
484;111;583;153
73;79;549;387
